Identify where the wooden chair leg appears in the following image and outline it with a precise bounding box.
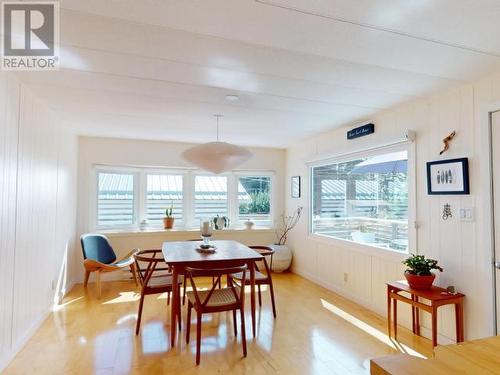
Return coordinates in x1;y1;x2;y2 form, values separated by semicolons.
96;270;102;299
186;302;192;344
167;291;171;306
182;276;187;306
196;311;202;365
84;270;91;288
258;284;262;307
136;292;145;335
130;264;139;286
232;309;238;336
268;280;277;318
240;306;247;357
177;294;182;331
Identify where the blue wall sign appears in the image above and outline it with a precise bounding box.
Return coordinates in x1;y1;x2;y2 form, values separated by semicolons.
347;123;375;140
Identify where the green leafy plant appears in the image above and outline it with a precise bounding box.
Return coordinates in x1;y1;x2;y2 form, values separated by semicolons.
165;201;174;218
402;254;443;276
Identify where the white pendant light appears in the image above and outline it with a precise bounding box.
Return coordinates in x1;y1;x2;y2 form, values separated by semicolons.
181;114;253;174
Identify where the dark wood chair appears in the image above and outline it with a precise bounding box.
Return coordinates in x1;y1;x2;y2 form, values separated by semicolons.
185;265;247;365
228;246;277;318
134;249;182;335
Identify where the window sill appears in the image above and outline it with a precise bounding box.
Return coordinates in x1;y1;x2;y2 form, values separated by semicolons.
308;233;409;261
99;227;275;238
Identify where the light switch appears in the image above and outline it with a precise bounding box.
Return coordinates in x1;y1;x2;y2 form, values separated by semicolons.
459;208;474;222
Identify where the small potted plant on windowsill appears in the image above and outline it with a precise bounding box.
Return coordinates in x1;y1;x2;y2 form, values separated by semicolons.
402;254;443;290
163;202;175;230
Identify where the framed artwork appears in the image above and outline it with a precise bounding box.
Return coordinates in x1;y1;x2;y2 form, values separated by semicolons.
291;176;301;198
426;158;470;195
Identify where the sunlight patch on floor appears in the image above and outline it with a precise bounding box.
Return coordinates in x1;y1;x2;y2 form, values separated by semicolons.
320;298;426;359
102;292;140;304
52;296;84;311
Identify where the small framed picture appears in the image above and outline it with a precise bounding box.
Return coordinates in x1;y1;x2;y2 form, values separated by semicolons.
291;176;301;198
426;158;470;195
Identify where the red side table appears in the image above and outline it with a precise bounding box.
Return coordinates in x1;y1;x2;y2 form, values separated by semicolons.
386;281;465;347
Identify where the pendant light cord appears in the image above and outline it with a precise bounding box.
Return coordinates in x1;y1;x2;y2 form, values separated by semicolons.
214;114;223;141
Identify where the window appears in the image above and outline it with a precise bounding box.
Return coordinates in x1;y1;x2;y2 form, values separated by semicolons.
97;172;136;227
238;176;271;226
311;150;409;252
93;167;274;230
146;174;183;226
194;176;228;220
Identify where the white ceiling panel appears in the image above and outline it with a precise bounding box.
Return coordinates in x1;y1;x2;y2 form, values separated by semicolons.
10;1;500;147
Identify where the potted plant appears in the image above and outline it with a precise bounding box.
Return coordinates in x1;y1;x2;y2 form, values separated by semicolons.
402;254;443;290
270;206;303;272
163;202;175;229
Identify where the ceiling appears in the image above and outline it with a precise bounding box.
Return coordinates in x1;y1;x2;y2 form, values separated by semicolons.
14;0;500;147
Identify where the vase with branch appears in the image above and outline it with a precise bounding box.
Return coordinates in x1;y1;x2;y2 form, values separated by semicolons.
270;206;303;272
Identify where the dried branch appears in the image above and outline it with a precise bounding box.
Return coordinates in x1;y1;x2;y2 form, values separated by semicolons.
275;206;303;245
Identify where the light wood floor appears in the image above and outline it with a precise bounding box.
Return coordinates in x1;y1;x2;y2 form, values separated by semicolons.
4;273;433;374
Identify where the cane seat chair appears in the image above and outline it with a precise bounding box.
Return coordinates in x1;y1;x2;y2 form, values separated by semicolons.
134;249;182;335
228;245;277;318
185;265;247;365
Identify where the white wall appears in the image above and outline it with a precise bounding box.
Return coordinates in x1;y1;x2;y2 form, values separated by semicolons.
286;71;500;344
76;136;285;282
0;73;78;372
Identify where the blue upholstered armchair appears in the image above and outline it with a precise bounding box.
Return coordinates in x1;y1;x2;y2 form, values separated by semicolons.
80;234;138;298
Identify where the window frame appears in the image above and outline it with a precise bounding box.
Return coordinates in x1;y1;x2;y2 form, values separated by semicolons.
91;165;276;231
143;169;187;228
234;171;275;227
93;166;141;231
308;142;416;255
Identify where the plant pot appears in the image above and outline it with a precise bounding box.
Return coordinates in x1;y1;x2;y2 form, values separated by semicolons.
163;217;175;229
404;271;436;290
268;244;292;272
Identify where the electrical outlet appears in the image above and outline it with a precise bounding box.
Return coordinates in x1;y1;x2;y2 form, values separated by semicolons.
343;273;348;283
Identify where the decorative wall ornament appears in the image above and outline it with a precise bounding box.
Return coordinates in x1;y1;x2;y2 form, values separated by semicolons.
426;158;470;195
442;203;453;220
439;130;456;155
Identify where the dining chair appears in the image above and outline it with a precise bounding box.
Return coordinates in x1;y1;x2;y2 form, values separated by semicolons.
228;246;277;318
134;249;182;335
185;265;247;365
80;234;138;299
184;239;221;303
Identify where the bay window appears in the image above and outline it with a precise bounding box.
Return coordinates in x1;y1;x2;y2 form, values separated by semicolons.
93;167;274;230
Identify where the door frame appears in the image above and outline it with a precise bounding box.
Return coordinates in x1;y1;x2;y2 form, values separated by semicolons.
489;109;500;334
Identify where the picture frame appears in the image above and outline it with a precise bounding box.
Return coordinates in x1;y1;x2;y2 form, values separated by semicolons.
426;158;470;195
291;176;301;198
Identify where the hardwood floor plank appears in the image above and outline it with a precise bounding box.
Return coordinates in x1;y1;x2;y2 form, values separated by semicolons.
3;273;433;374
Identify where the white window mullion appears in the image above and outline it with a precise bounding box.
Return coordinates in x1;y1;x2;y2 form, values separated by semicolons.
184;172;194;228
228;174;238;227
137;170;146;226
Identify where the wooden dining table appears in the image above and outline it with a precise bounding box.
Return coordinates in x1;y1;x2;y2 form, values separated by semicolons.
162;240;264;348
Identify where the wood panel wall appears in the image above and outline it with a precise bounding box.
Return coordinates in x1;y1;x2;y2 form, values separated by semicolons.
286;70;500;344
0;73;78;372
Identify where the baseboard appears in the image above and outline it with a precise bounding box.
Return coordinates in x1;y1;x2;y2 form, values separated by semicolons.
0;306;52;373
291;267;372;309
291;267;457;345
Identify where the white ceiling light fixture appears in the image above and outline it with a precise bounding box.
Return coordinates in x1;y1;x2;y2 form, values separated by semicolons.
181;114;253;174
225;94;240;102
